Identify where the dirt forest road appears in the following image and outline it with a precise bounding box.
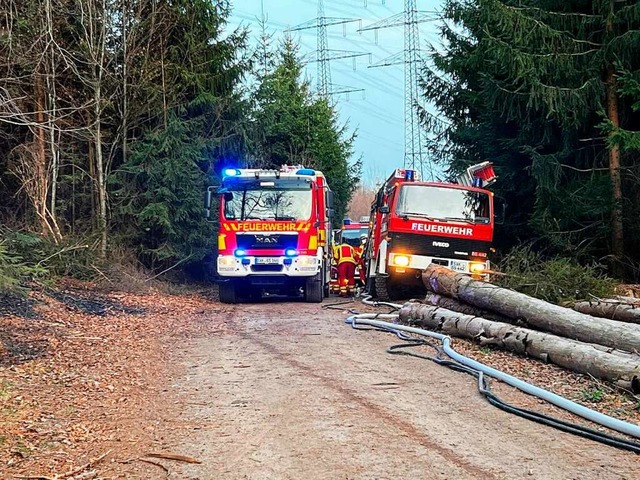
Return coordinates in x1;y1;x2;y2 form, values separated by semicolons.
163;299;639;480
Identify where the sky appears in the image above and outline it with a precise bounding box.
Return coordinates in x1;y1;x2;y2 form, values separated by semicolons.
227;0;445;187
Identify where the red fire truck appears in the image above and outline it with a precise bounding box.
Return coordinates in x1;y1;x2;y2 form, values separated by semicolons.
206;165;334;303
364;164;497;300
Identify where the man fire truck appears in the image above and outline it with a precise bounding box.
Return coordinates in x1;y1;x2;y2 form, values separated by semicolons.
364;163;497;300
206;165;334;303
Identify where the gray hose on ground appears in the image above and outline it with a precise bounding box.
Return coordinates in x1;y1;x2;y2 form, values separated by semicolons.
348;314;640;440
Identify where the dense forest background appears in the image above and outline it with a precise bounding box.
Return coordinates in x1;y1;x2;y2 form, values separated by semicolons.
421;0;640;280
1;0;639;288
0;0;358;283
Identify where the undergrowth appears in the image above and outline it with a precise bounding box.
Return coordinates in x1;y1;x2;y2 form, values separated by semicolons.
494;245;616;304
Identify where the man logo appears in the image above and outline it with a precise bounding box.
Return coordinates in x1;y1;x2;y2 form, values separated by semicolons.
432;241;449;248
256;236;279;244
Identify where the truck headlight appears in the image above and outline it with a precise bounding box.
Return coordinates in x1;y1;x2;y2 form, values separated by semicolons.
393;255;410;267
296;256;316;266
218;256;236;267
470;262;486;273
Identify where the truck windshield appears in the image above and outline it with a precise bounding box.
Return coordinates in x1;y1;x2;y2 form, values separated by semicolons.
341;228;369;247
396;185;491;224
223;188;313;221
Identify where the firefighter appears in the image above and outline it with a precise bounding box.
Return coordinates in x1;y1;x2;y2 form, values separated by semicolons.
335;241;357;297
355;234;367;286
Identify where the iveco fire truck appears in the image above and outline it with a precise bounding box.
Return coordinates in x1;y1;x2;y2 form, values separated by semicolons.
206;165;334;303
365;164;497;300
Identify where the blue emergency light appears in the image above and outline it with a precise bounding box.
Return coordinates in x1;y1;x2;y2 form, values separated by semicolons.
234;248;247;257
285;248;298;257
224;168;241;177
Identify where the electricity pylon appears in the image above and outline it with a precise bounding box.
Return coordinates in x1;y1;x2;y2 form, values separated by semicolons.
289;0;369;98
359;1;438;179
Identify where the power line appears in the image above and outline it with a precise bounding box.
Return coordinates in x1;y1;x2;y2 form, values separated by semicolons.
359;2;440;179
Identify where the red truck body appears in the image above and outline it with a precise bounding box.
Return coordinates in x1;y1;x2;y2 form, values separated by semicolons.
365;167;496;300
211;165;334;303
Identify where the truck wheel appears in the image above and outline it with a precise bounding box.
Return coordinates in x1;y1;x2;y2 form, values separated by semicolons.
366;274;376;298
219;280;237;304
305;273;323;303
374;274;391;301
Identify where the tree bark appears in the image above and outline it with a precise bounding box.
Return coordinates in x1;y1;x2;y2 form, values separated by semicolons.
574;300;640;325
399;302;640;393
606;1;624;277
423;292;523;326
422;265;640;354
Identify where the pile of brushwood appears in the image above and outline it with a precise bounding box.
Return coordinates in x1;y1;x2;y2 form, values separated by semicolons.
399;265;640;394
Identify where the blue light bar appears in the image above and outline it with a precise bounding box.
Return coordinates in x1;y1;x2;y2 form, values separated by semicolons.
234;248;247;257
296;168;315;176
224;168;241;177
285;248;298;257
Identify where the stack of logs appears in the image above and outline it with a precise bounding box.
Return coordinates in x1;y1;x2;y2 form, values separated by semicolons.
398;265;640;393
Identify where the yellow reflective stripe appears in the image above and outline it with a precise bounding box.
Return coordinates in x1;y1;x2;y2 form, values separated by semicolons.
308;235;318;250
218;234;226;250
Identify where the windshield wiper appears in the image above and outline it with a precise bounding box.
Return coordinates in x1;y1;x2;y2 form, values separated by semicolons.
400;211;435;221
275;215;296;221
441;216;474;224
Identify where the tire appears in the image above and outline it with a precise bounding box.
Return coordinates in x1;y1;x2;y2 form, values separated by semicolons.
366;274;376;298
305;273;323;303
322;263;330;298
374;274;391;301
219;280;237;304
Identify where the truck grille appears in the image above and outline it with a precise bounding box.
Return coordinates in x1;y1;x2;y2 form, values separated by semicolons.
237;233;298;250
390;232;490;260
250;265;284;273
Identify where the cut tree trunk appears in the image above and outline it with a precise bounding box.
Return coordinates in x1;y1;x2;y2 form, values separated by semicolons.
574;300;640;325
423;292;522;326
422;265;640;354
399;302;640;393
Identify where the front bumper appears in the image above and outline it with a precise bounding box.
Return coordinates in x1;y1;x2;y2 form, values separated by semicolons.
387;252;489;275
217;254;321;277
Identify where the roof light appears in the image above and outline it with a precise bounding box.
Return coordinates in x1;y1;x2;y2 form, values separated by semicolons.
296;168;315;176
224;168;241;177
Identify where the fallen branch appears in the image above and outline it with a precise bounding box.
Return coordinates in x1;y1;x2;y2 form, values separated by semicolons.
138;458;169;475
12;451;110;480
144;452;202;464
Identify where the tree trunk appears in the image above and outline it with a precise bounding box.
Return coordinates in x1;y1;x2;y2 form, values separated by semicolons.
574;300;640;325
422;265;640;354
399;302;640;393
424;292;523;326
606;1;624;277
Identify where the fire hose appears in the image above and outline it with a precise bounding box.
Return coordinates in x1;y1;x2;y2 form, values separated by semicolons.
345;296;640;453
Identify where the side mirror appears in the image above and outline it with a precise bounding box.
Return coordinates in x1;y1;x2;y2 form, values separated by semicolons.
204;186;215;219
379;205;390;214
375;189;384;208
223;192;233;202
327;208;335;219
326;190;335;209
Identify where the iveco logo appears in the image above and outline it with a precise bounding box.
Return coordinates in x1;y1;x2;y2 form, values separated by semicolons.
256;236;279;244
432;241;450;248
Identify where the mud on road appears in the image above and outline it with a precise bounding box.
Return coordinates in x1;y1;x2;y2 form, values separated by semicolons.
164;300;639;480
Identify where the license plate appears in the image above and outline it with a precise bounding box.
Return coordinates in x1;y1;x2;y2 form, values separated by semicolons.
255;257;280;265
450;260;467;272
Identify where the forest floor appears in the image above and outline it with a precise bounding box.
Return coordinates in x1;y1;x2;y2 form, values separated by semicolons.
0;282;639;479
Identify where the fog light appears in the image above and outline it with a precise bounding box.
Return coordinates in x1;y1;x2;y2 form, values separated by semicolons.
393;255;410;267
470;262;486;273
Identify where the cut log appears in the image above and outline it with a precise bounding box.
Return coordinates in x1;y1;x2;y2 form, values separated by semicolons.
398;302;640;393
422;265;640;354
423;292;523;326
574;300;640;325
